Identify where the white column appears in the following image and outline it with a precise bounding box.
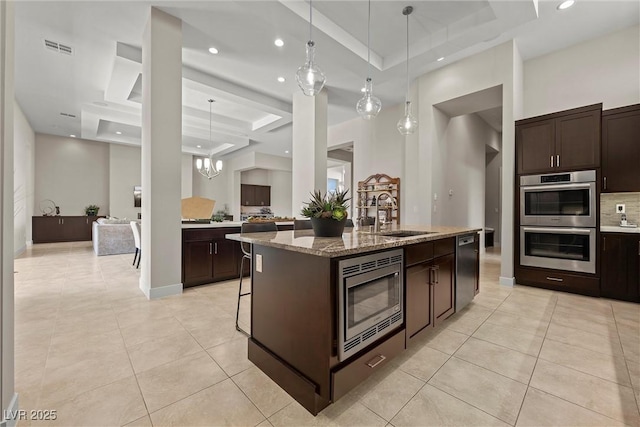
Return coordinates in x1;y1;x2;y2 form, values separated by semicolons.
292;90;328;216
0;1;18;424
140;7;183;299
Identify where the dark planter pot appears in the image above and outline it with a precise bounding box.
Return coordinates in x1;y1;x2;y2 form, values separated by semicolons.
310;217;347;237
86;210;98;216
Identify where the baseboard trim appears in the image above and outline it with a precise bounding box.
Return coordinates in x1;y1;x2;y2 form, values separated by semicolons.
139;279;183;300
499;276;515;287
1;393;20;427
14;245;26;257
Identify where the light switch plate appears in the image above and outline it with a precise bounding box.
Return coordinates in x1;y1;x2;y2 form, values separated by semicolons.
256;254;263;273
616;204;626;214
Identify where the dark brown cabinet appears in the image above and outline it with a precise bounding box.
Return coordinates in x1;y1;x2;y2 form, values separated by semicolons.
32;216;101;243
405;238;455;345
602;104;640;192
182;228;243;287
516;104;601;175
601;233;640;302
241;184;271;206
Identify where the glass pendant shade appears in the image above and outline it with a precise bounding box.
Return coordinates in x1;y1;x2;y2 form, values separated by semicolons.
356;78;381;120
397;101;418;135
296;41;326;96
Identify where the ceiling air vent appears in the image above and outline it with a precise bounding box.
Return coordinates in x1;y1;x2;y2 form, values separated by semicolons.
44;39;74;55
60;112;76;118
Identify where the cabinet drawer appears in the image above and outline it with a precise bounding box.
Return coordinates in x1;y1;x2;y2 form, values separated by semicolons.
516;267;600;296
434;238;455;257
332;328;405;401
405;243;433;267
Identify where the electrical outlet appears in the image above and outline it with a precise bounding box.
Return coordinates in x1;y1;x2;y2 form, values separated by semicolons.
256;254;263;273
616;204;626;214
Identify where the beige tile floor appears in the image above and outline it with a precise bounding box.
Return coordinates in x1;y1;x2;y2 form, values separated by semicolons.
13;242;640;426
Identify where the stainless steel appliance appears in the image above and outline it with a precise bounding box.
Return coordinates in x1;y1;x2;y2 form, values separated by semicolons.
337;249;403;361
456;234;478;311
520;226;596;274
520;170;596;227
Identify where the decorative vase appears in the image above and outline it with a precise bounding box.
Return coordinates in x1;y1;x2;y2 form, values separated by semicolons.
310;217;347;237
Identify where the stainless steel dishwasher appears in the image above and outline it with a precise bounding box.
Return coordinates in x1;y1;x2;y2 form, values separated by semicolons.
456;233;478;311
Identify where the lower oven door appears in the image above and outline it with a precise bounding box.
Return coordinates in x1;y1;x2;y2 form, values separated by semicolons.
520;226;596;274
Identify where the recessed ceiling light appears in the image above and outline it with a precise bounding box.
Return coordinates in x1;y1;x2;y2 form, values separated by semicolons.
557;0;575;10
208;47;219;54
274;39;284;47
70;134;76;138
437;57;445;62
196;145;202;148
277;76;285;83
115;131;122;135
285;150;289;154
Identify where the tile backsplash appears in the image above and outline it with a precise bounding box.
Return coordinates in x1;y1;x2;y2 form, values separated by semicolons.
600;192;640;226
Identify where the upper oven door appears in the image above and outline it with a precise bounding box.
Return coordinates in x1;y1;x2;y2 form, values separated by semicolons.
520;181;596;227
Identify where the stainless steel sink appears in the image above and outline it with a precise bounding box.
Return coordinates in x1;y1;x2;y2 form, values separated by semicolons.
376;230;435;238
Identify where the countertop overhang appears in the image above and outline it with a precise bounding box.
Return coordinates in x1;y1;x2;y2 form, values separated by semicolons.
601;225;640;234
226;225;481;258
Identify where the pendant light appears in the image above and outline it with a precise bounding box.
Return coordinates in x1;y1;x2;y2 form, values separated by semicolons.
296;0;326;96
196;99;223;179
356;0;381;120
397;6;418;135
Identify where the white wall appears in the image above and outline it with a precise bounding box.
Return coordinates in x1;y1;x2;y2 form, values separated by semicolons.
524;25;640;117
432;114;495;234
109;144;141;220
485;145;502;244
268;170;292;217
241;169;269;185
13;101;34;254
34;134;110;216
181;154;192;198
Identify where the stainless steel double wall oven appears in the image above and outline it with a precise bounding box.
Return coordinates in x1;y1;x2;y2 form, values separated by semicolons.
519;170;597;274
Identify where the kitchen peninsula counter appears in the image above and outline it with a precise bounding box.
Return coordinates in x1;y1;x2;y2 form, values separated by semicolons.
225;225;480;416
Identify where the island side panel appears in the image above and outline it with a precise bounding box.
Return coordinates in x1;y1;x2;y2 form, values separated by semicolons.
250;245;334;402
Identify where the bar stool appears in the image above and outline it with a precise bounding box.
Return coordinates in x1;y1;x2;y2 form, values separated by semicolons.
236;221;278;335
130;221;142;268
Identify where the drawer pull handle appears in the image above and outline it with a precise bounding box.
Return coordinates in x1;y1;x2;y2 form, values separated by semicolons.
366;354;386;368
546;277;563;282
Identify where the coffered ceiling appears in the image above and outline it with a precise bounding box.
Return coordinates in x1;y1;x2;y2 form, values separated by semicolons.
13;1;639;159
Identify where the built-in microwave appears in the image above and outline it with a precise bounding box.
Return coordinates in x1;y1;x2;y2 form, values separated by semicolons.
520;226;596;274
520;170;596;227
337;249;403;361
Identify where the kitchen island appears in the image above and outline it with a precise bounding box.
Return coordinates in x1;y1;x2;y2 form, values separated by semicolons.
227;225;480;415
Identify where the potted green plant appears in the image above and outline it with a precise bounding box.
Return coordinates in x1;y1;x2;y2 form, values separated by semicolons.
300;189;350;237
85;204;100;216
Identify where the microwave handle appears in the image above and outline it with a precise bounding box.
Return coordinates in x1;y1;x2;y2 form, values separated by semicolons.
523;227;592;235
521;182;592;192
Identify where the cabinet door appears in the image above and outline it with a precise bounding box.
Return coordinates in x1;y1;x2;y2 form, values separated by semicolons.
601;234;639;302
255;185;271;206
432;254;455;326
63;216;91;241
241;184;255;206
405;263;432;339
602;106;640;192
516;120;555;174
212;239;239;280
183;240;214;285
32;216;63;243
555;109;601;171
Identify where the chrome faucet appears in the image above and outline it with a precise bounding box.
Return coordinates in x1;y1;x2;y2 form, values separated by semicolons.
374;191;397;232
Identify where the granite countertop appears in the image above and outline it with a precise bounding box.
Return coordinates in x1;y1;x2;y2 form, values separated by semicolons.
182;221;293;229
601;225;640;234
226;225;481;258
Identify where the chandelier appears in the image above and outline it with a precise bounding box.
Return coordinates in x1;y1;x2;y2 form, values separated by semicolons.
196;99;223;179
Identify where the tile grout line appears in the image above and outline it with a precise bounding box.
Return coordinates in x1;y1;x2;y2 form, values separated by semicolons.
512;288;557;427
610;304;640;418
